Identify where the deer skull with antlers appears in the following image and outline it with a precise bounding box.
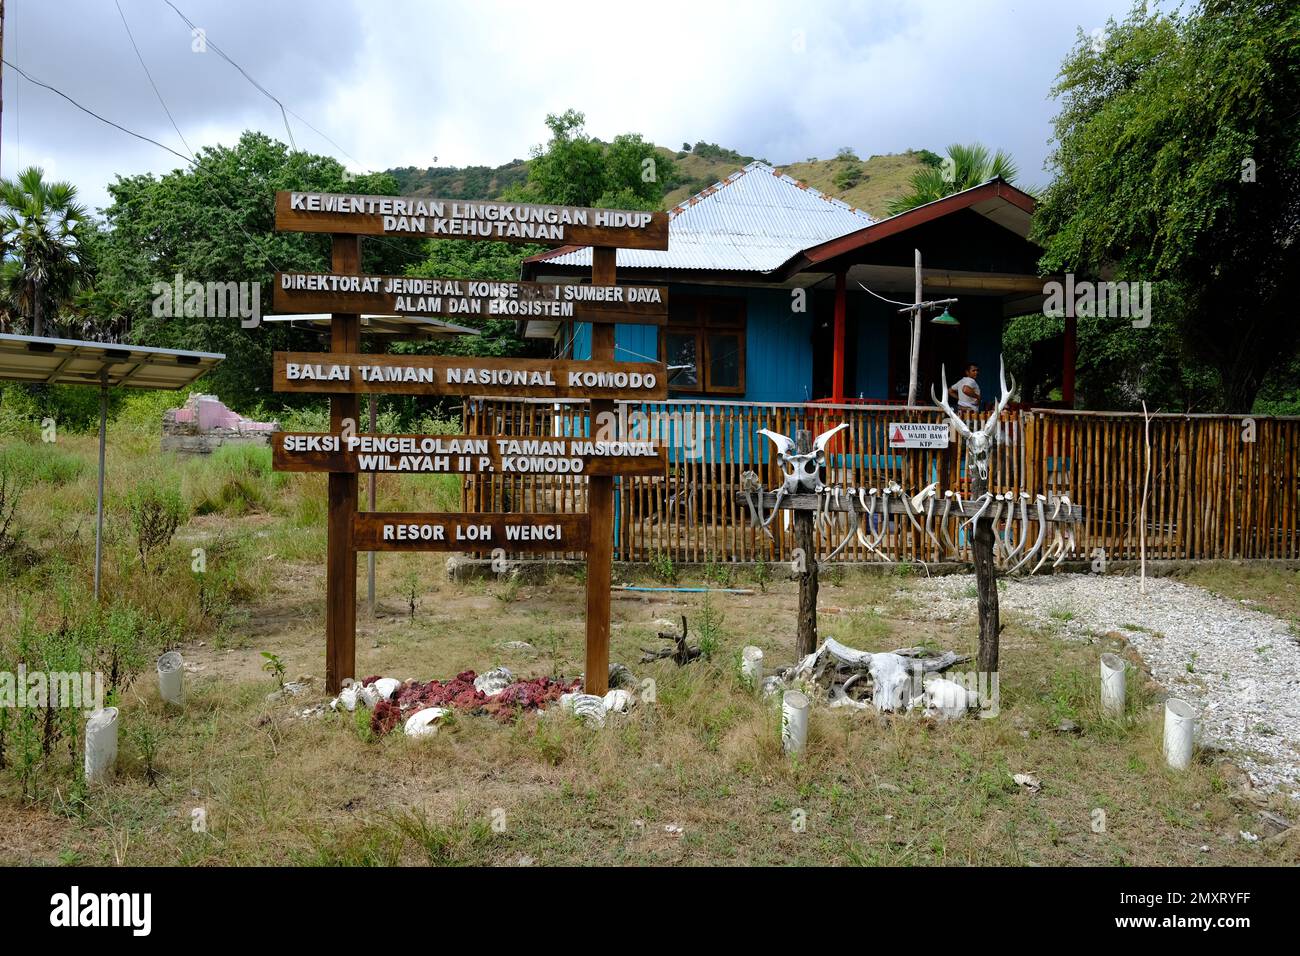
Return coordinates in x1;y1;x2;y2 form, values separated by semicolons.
931;358;1015;481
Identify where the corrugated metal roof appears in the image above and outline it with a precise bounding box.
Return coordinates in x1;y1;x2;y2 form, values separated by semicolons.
536;162;874;273
0;333;223;390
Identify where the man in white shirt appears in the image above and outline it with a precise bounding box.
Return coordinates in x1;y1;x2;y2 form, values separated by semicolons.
949;363;981;410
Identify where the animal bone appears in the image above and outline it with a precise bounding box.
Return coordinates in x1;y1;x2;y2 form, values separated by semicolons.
898;483;925;534
923;493;942;553
1004;492;1031;563
938;490;960;557
739;470;773;540
932;358;1015;481
824;490;859;560
962;492;993;530
1007;495;1049;574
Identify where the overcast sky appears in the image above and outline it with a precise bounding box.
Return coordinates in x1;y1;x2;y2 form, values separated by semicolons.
4;0;1148;214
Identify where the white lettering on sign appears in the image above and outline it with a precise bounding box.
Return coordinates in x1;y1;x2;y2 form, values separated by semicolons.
358;364;436;384
287;193;659;243
286;362;350;381
565;371;657;390
377;522;565;542
888;422;950;449
446;367;557;387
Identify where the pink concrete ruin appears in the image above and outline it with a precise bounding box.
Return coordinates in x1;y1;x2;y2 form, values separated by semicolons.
162;394;277;453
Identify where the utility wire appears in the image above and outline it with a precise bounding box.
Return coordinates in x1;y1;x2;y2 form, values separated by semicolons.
115;0;192;159
160;0;297;151
3;57;283;274
2;58;190;164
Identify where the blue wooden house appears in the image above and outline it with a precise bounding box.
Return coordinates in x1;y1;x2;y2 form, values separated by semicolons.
519;162;1056;407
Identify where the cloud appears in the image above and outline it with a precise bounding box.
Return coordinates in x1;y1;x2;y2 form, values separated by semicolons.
3;0;1135;211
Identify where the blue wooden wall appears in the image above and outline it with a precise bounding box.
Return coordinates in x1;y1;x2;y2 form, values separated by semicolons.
572;282;1002;405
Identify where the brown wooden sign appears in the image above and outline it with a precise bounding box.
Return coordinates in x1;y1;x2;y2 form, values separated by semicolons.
273;432;665;476
273;352;667;400
354;512;590;552
276;191;669;250
273;273;667;326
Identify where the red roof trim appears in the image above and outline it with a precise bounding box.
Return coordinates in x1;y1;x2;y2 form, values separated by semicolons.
796;179;1036;267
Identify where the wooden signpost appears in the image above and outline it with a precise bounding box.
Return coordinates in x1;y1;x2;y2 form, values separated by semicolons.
272;191;669;695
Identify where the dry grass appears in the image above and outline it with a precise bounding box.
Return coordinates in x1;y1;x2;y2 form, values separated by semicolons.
0;426;1291;867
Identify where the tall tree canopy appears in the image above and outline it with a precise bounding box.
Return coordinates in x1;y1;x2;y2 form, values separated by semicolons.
1032;0;1300;412
0;167;91;337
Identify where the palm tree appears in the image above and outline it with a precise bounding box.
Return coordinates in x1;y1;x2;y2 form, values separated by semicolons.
0;167;89;337
887;143;1021;215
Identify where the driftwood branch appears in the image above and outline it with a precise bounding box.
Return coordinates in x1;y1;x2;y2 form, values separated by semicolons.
639;615;701;665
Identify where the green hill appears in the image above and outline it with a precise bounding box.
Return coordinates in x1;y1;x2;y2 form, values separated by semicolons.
383;144;932;220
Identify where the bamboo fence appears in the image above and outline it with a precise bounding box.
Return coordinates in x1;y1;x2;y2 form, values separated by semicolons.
463;399;1299;564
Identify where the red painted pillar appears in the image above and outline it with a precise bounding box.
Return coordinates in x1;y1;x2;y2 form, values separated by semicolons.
832;269;846;401
1062;311;1077;408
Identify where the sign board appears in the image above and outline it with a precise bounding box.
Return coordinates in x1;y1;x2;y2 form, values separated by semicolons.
272;432;665;477
888;422;950;449
273;273;667;326
273;352;667;400
276;191;669;250
354;512;590;552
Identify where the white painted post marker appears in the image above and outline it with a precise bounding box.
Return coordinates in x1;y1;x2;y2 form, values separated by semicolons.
1163;698;1197;771
1100;653;1125;717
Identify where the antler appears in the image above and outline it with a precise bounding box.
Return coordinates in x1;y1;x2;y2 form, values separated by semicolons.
931;365;973;439
978;357;1016;439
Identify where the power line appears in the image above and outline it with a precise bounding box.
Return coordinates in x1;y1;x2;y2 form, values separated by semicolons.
160;0;298;152
115;0;192;159
2;57;190;164
3;57;283;274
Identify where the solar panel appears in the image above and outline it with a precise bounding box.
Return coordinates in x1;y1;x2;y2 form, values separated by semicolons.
0;333;224;390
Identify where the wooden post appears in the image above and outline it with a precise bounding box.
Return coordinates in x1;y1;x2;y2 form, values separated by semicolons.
584;246;616;696
326;234;361;694
831;270;846;401
794;428;818;659
971;467;999;674
907;248;922;406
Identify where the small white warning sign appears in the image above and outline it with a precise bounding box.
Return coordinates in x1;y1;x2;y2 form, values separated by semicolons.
888;422;949;449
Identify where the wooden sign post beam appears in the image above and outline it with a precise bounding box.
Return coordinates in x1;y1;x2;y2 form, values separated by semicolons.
327;234;360;694
585;246;616;697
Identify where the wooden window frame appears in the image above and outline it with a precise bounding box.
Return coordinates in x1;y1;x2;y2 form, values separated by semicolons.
660;297;746;396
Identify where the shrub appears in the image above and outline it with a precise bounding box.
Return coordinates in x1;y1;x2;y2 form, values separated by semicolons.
125;479;188;571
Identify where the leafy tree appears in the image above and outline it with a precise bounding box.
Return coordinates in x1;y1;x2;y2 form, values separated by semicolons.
519;111;677;210
96;132;416;407
887;143;1020;214
1032;0;1300;412
0;167;91;337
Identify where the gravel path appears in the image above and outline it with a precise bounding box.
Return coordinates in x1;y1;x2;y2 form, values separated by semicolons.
914;573;1300;799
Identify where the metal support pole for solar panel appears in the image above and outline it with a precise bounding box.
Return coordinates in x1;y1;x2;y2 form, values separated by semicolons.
94;368;108;602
